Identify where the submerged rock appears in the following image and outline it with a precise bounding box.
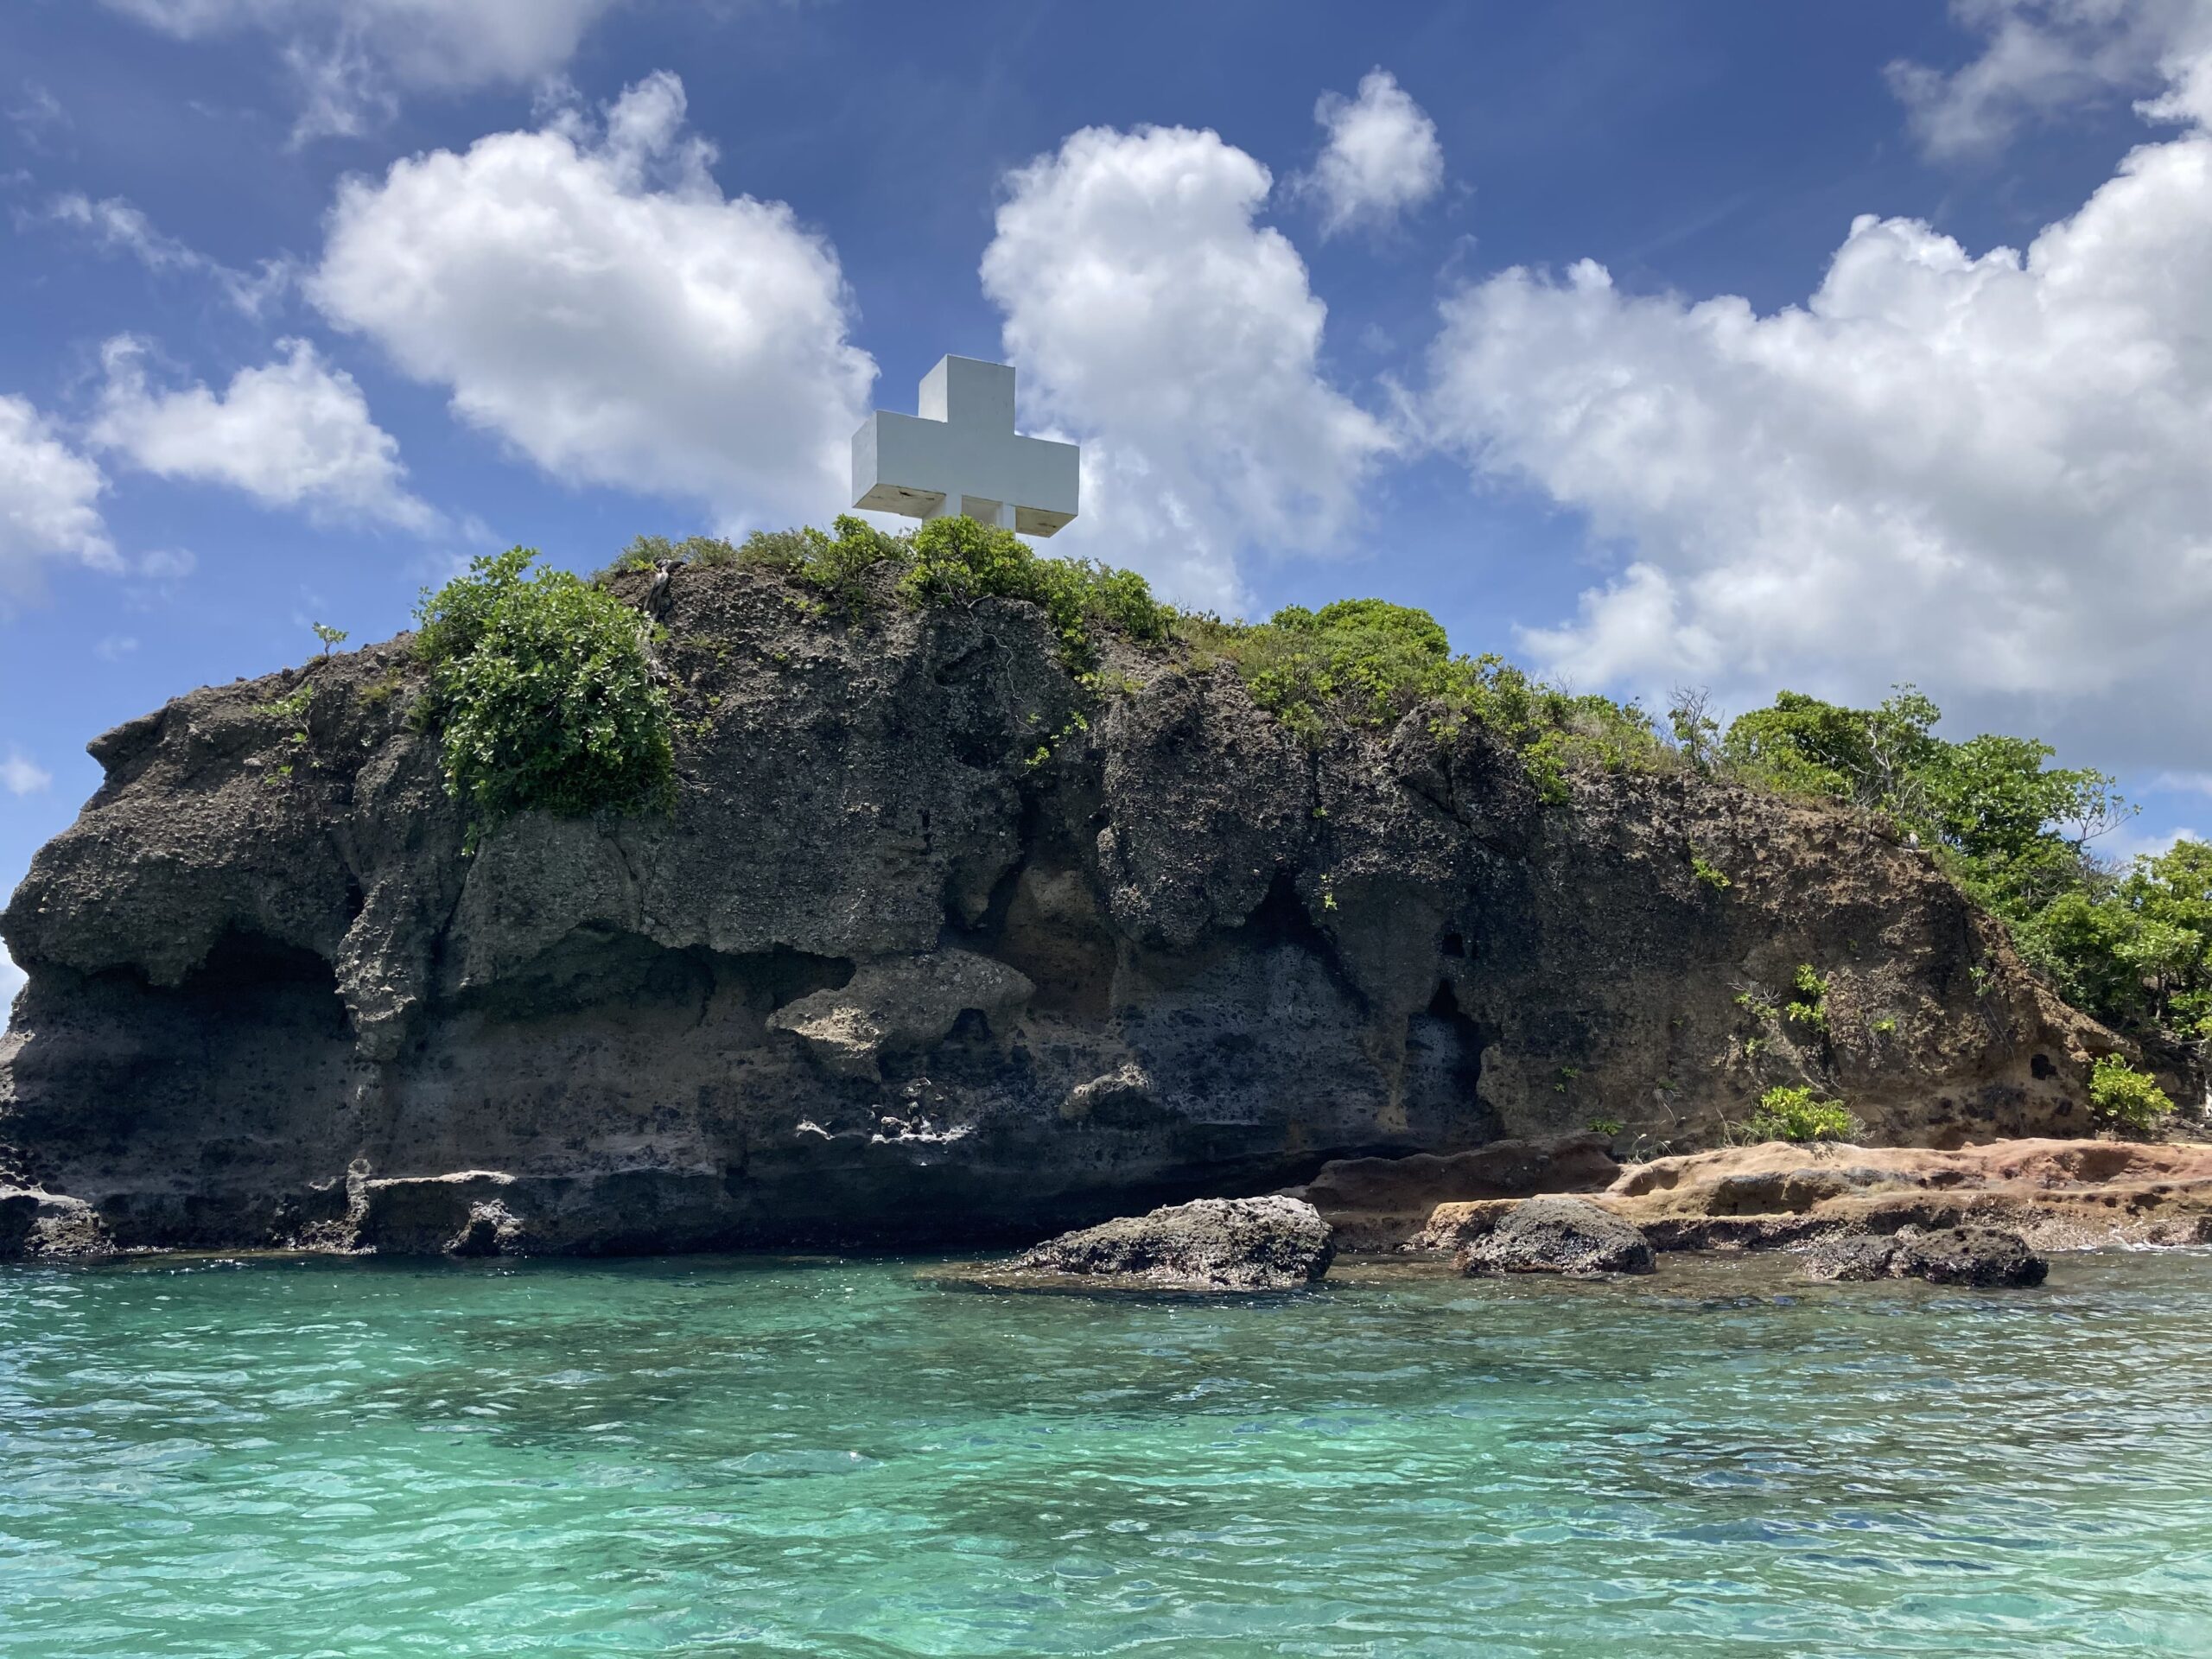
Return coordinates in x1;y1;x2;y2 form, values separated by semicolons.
1457;1195;1655;1276
1005;1196;1335;1291
1802;1224;2048;1287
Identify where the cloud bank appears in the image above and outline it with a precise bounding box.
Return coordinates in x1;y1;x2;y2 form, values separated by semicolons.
92;337;433;529
102;0;623;140
1426;44;2212;772
982;124;1393;611
311;73;875;534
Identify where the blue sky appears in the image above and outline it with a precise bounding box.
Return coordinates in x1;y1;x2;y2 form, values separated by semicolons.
5;0;2212;999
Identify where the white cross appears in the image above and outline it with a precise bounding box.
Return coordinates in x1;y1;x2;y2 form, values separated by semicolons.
851;355;1078;537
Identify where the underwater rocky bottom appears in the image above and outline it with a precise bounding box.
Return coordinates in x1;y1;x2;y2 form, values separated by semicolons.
3;1248;2209;1656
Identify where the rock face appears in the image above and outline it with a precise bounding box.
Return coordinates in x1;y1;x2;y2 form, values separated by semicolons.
1590;1138;2212;1252
1291;1133;1622;1249
1456;1195;1656;1275
1802;1225;2049;1287
1005;1195;1335;1290
0;562;2122;1254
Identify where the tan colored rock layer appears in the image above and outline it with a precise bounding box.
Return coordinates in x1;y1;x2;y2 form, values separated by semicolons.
1410;1139;2212;1253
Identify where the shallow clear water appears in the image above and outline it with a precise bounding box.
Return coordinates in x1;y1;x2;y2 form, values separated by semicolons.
3;1250;2209;1658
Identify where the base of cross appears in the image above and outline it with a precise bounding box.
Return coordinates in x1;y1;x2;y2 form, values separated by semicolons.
925;493;1016;530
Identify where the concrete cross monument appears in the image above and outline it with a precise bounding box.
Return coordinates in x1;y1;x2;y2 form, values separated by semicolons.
851;355;1078;537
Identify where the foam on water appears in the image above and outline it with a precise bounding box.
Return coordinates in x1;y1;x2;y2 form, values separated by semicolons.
3;1249;2209;1656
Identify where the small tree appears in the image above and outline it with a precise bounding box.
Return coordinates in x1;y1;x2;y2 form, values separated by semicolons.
2087;1055;2174;1135
1667;684;1720;771
1742;1085;1860;1143
311;622;348;657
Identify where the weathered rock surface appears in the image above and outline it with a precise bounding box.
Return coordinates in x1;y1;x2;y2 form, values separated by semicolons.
1002;1195;1334;1290
1802;1224;2049;1287
0;1185;111;1259
1291;1133;1621;1249
0;562;2130;1254
1408;1137;2212;1255
1603;1138;2212;1251
1457;1194;1656;1275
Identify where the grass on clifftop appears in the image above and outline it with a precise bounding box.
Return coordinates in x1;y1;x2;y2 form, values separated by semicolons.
604;519;1666;801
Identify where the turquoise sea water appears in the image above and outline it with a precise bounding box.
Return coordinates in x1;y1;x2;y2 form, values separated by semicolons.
3;1250;2209;1657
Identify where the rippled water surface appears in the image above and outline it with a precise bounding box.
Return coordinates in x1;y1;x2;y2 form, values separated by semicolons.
3;1249;2210;1656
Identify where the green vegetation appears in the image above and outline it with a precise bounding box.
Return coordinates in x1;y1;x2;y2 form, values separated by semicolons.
1179;598;1663;798
311;622;348;657
604;516;1171;665
2087;1055;2175;1134
1587;1118;1624;1140
415;548;673;843
1784;963;1830;1034
1743;1085;1860;1144
1690;851;1731;892
611;520;1663;799
1718;683;2208;1071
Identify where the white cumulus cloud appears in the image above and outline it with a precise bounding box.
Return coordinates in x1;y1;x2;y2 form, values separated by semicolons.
982;124;1394;612
2;748;54;796
310;72;874;535
101;0;623;140
91;336;434;530
1425;45;2212;775
0;395;116;601
1888;0;2212;157
1300;68;1445;238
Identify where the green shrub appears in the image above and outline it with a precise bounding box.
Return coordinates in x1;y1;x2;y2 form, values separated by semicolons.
602;517;1172;663
1743;1085;1860;1143
2086;1055;2174;1135
1784;963;1830;1033
1691;852;1731;891
415;547;674;842
900;514;1173;664
1186;598;1665;795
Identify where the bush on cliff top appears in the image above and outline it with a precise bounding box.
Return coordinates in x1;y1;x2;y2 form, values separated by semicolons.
415;547;673;841
611;520;1660;797
1181;599;1665;797
604;515;1173;666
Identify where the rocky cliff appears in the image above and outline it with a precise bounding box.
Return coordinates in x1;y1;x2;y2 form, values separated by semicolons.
0;562;2119;1253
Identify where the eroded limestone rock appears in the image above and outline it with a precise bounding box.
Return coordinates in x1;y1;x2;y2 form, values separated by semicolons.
1802;1224;2048;1287
1456;1195;1656;1276
767;950;1033;1080
1005;1196;1335;1290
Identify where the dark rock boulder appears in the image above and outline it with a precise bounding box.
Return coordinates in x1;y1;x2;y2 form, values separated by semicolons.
1457;1194;1655;1276
1005;1195;1334;1290
0;1185;111;1259
1802;1224;2048;1287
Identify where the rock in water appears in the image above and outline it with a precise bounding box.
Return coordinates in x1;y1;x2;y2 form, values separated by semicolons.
1802;1224;2048;1287
1457;1195;1656;1276
1007;1196;1335;1290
